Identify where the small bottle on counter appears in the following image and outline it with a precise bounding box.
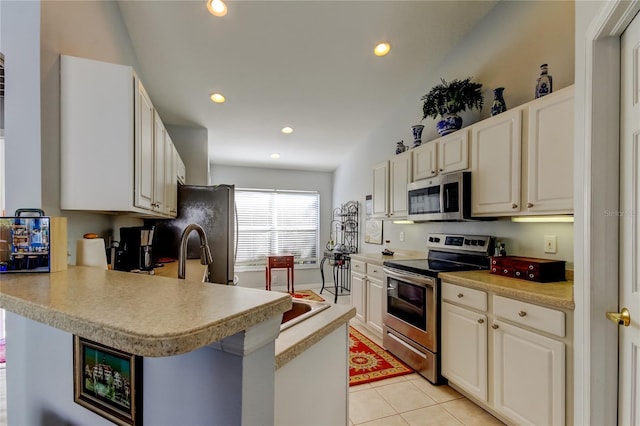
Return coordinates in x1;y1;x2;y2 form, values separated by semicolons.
499;242;507;256
494;241;501;257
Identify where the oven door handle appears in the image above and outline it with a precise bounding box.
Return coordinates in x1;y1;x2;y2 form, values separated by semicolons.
383;267;435;288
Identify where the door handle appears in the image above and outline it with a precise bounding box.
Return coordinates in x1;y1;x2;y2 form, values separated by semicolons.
606;307;631;327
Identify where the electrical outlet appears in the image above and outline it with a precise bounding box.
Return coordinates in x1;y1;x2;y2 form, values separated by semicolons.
399;232;405;242
544;235;557;254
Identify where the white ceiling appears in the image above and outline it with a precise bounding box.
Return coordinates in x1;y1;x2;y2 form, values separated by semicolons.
117;1;498;172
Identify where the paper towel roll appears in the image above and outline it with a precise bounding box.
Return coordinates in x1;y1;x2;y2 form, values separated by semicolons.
76;238;108;270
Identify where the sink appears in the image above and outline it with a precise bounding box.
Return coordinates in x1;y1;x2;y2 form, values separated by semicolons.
280;299;330;331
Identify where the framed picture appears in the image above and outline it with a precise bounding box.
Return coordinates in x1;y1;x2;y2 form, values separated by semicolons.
73;336;142;426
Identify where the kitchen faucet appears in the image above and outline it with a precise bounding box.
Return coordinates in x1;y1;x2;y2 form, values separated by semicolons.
178;223;215;283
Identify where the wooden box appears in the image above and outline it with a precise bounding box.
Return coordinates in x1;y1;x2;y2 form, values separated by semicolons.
0;216;67;273
490;256;565;283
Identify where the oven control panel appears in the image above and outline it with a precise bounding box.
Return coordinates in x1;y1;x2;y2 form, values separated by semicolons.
426;233;494;254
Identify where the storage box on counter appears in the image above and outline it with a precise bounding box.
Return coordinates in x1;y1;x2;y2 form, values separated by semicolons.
490;256;565;283
0;210;67;273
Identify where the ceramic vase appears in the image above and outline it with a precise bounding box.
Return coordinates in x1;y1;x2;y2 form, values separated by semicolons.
490;87;507;116
395;141;407;154
436;113;463;136
411;125;424;148
535;64;553;98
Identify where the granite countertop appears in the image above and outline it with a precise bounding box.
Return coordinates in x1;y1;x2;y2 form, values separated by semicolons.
136;259;356;368
0;266;291;357
439;270;574;310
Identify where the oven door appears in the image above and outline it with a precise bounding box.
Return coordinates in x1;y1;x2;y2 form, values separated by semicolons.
382;266;437;352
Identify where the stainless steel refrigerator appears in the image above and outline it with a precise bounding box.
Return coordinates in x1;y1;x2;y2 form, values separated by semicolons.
152;184;235;285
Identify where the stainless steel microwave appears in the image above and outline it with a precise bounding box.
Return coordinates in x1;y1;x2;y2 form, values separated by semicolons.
407;171;473;221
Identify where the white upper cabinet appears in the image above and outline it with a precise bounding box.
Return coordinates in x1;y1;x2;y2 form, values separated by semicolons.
373;151;412;219
60;55;183;218
135;82;155;212
413;131;469;182
524;86;574;214
438;130;469;174
389;151;412;218
412;141;438;180
470;108;523;216
372;161;389;218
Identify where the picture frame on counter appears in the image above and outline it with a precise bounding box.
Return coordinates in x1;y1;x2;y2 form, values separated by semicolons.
73;336;142;426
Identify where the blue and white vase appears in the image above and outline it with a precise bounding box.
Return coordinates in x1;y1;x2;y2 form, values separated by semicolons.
535;64;553;98
436;113;463;136
490;87;507;116
411;125;424;148
395;141;407;154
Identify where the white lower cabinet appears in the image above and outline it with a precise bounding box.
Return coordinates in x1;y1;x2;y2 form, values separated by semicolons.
351;270;366;323
350;258;385;338
441;281;569;426
441;302;487;402
365;275;384;336
493;320;565;426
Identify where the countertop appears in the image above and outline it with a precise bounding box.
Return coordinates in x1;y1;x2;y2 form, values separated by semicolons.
350;251;425;265
133;259;356;369
0;266;291;357
439;270;574;310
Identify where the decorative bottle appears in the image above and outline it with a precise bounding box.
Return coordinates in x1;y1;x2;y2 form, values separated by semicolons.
395;141;407;155
535;64;553;98
490;87;507;116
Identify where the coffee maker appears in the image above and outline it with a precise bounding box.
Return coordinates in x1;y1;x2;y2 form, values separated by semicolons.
115;226;155;272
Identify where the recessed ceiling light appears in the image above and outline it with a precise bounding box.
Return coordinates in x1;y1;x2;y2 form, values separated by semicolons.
210;93;225;103
270;153;281;159
281;127;293;134
207;0;227;17
374;42;391;57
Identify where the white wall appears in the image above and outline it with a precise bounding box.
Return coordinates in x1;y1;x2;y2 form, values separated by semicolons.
334;0;575;267
210;164;334;289
166;124;209;186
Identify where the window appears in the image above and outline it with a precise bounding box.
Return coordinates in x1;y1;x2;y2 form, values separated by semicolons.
235;189;320;271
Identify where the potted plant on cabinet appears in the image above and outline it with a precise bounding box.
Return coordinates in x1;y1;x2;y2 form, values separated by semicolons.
421;77;484;136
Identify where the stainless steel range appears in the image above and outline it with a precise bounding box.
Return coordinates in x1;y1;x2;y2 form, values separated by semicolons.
382;233;495;384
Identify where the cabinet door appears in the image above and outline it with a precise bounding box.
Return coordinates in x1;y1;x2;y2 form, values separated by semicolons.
493;320;565;426
471;108;522;216
165;137;178;217
153;111;167;213
372;161;389;218
441;302;487;402
176;149;186;185
525;87;574;213
135;81;155;211
439;130;469;174
366;276;384;337
389;152;411;218
351;272;366;323
412;142;437;181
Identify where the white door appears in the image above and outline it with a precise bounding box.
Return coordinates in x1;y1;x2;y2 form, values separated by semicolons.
617;11;640;425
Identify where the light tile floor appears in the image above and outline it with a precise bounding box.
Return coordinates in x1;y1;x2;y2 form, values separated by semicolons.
323;287;505;426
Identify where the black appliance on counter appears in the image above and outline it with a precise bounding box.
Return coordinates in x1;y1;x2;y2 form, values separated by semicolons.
114;226;155;272
382;233;495;384
150;184;236;285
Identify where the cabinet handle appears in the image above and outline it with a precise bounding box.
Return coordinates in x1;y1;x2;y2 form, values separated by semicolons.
439;168;443;172
457;293;464;298
511;203;518;209
431;170;435;174
518;310;527;317
478;318;485;324
491;323;499;329
527;202;534;208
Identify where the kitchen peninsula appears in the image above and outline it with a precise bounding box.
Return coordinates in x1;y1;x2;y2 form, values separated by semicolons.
0;266;352;425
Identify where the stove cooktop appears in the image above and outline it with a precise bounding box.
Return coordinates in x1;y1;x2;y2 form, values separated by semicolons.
383;258;488;277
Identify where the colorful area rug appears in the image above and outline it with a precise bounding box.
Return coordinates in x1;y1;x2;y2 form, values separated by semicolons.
349;326;412;386
291;289;325;302
0;338;5;364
